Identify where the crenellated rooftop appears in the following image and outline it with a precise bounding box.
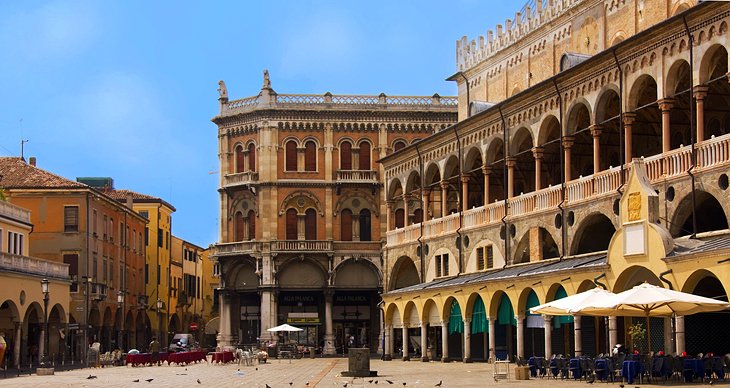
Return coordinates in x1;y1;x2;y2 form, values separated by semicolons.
456;0;583;72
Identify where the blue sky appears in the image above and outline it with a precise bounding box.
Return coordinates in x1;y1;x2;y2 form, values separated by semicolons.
0;0;513;247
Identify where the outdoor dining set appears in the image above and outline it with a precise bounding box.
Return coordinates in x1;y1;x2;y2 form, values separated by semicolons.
521;352;729;384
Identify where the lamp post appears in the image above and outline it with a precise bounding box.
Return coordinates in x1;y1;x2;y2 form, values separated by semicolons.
40;279;50;367
156;299;163;347
117;290;124;350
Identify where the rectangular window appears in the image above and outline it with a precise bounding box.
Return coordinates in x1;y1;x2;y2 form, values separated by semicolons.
120;222;124;246
64;206;79;233
103;215;108;240
477;248;485;271
442;253;449;276
102;258;107;281
145;263;149;284
486;245;494;269
144;227;149;246
435;255;442;278
139;210;149;219
109;217;114;242
63;254;79;277
196;276;200;298
93;254;98;280
109;257;114;283
93;210;98;237
157;264;160;285
6;231;11;253
157;228;163;247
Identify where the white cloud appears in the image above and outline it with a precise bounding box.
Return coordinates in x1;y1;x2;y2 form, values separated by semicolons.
0;0;99;60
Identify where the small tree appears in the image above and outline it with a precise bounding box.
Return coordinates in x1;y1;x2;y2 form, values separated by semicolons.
628;321;647;352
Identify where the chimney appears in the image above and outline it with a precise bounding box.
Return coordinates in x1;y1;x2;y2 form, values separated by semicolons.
29;157;36;166
126;193;134;209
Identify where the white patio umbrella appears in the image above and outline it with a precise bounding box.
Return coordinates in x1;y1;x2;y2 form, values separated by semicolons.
266;323;304;332
568;283;730;352
529;288;616;316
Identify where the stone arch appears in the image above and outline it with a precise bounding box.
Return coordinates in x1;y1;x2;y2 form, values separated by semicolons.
681;269;728;296
670;190;729;237
565;100;594;178
613;265;662;292
226;260;259;290
387;178;404;200
513;230;531;264
511;126;535;194
545;283;566;302
278;190;324;216
403;301;420;328
392;138;408;152
610;31;626;47
464;146;483;169
671;1;691;16
421;299;440;325
517;287;540;316
570;212;616;255
665;59;691;96
389;256;420;291
333;259;381;288
681;270;730;355
699;44;729;84
467;238;505;271
485;137;505;164
385;303;402;328
333;190;379;217
404;170;421;196
536;115;562;187
577;279;598;292
277;258;327;288
169;314;180;336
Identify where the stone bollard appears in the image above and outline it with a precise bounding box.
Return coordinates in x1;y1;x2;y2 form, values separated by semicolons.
341;348;377;377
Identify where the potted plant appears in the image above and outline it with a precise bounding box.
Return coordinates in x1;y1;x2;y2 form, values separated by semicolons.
627;321;647;353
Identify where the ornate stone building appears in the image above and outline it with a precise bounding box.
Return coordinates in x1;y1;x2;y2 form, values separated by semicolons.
381;0;730;362
211;75;457;354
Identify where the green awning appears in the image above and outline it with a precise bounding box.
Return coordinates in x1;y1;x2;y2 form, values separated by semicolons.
497;294;516;326
526;291;540;315
471;297;488;334
448;300;464;334
553;287;574;328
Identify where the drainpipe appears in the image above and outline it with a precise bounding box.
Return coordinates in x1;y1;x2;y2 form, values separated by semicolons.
682;16;698;239
453;126;464;274
458;72;471;117
659;269;674;290
611;49;625;192
414;141;426;282
553;79;566;261
497;106;510;268
593;273;608;290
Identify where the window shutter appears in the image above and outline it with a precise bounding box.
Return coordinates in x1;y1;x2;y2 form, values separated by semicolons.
341;209;352;241
247;143;256;172
304;208;317;240
235;212;245;241
394;141;406;152
477;247;485;271
285;141;297;171
285;209;298;240
486;245;494;269
340;142;352;170
304;141;317;171
64;206;79;233
247;210;256;241
235;145;245;173
359;209;371;241
394;209;405;229
358;142;371;170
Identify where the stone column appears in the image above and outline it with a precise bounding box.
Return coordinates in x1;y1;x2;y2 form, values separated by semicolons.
532;147;543;190
14;321;21;368
39;326;46;362
421;190;431;221
664;317;673;354
384;325;393;360
217;291;234;347
402;325;409;361
352;214;360;241
324;291;336;355
488;318;496;361
573;316;582;357
506;158;516;199
441;321;449;362
440;181;449;216
590;125;603;174
420;322;429;362
461;175;470;211
402;194;411;227
675;315;685;355
658;99;674;153
543;315;552;358
515;315;525;359
463;318;471;362
297;147;305;171
608;316;618;350
695;86;709;143
563;136;575;183
386;200;394;231
623;113;636;165
481;165;491;204
297;214;305;240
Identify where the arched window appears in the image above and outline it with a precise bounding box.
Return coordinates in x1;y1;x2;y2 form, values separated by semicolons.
413;208;423;224
235;145;245;173
285;140;298;171
234;211;245;241
394;208;405;229
247;143;256;172
340;141;352;170
247;210;256;240
305;208;317;240
358;142;371;170
304;140;317;171
393;140;406;152
285;209;298;240
341;209;353;241
359;209;371;241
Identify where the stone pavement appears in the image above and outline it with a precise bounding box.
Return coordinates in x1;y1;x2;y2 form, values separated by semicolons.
0;357;694;388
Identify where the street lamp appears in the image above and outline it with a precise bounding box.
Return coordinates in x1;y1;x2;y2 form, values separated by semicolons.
40;278;50;367
156;299;163;347
117;290;124;350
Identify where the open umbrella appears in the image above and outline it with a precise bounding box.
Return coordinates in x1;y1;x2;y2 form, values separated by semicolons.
568;283;730;352
266;323;304;332
529;288;616;316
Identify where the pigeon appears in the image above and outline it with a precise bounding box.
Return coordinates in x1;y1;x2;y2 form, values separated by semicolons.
290;383;294;386
493;375;499;382
619;385;624;388
368;380;374;384
386;380;394;385
87;375;97;379
306;383;310;386
133;379;140;383
344;383;349;388
375;381;378;385
146;379;154;382
435;381;442;387
256;368;259;371
402;383;407;387
587;376;595;384
266;384;272;388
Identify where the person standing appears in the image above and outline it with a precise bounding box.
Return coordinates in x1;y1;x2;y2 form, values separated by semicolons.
149;337;160;366
0;332;6;368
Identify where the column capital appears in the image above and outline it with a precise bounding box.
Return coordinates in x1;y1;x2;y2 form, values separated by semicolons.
421;188;431;196
386;199;395;206
514;314;525;321
543;315;552;323
693;85;709;99
505;157;517;168
401;193;411;202
463;318;472;325
439;180;450;190
420;321;428;327
562;136;575;149
460;175;470;184
532;146;544;160
657;98;675;112
623;112;637;124
481;164;493;175
590;124;604;138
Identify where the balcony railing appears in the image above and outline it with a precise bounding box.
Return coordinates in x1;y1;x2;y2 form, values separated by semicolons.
223;171;259;188
332;241;382;251
0;201;31;224
212;241;262;256
336;170;378;183
271;240;333;252
385;133;730;249
0;252;69;278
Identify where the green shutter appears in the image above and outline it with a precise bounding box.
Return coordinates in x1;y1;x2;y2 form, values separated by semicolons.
448;301;464;334
471;297;488;334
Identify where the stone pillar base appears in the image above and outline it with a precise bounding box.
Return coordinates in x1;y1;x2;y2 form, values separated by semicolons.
441;357;451;363
37;367;54;376
383;354;392;361
402;356;410;361
216;334;236;349
421;356;429;362
463;357;472;363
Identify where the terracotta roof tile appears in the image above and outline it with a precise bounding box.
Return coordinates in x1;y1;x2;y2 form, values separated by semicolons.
0;157;87;189
107;189;158;201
